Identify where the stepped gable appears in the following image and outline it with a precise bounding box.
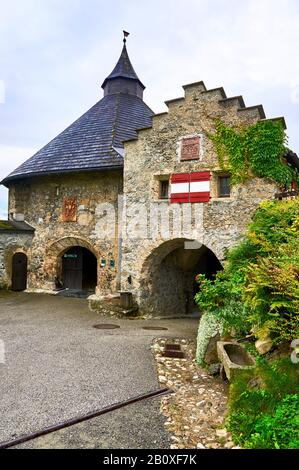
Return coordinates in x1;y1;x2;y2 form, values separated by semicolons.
124;80;287;143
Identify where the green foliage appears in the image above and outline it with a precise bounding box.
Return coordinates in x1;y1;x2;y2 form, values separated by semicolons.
244;200;299;342
0;221;13;230
209;120;298;186
247;395;299;449
195;275;250;335
227;358;299;449
195;199;299;343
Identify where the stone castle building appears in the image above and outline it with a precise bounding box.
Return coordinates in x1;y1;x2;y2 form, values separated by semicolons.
1;37;298;316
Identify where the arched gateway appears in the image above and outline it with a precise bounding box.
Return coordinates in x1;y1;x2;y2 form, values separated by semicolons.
137;239;223;317
61;247;97;291
46;237;99;293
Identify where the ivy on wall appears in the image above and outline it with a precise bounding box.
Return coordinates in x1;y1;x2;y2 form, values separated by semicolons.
208;120;298;186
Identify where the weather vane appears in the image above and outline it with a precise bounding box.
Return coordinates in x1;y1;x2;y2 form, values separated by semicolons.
123;30;130;44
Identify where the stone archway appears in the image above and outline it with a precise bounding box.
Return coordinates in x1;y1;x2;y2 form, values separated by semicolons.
44;236;99;291
2;246;30;290
61;246;97;291
48;236;98;258
138;239;223;317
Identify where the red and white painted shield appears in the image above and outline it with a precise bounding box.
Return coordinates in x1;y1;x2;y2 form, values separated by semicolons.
170;172;211;203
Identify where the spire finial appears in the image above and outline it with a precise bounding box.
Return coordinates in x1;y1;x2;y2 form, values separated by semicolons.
123;30;130;44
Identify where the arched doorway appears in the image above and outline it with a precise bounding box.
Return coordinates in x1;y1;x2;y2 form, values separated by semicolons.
139;239;222;317
61;247;97;292
12;252;28;291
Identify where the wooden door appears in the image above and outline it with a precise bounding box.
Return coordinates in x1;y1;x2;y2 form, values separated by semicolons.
62;247;83;290
12;253;28;291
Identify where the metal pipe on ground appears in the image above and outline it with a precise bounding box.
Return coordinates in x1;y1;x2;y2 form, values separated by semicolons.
0;388;171;449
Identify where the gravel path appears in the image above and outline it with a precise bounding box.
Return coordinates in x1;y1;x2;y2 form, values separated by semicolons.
0;291;197;445
153;339;236;449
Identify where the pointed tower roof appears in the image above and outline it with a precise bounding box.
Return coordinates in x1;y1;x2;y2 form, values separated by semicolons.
2;35;153;185
102;42;145;90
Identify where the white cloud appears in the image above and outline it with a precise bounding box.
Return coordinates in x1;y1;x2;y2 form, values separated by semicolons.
0;145;38;220
0;205;8;219
0;145;37;181
0;80;5;103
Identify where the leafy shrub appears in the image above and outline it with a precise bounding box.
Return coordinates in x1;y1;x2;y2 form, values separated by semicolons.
195;199;299;343
247;395;299;449
227;358;299;449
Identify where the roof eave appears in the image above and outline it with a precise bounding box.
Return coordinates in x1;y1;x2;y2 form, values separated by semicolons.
0;220;35;233
1;164;124;187
101;75;145;90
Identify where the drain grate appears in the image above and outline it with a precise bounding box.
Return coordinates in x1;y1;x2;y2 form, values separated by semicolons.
163;350;185;359
142;326;169;331
93;324;120;330
165;344;181;351
163;343;185;359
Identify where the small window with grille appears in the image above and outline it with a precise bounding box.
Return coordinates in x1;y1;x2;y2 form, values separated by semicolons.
159;179;170;199
218;175;231;198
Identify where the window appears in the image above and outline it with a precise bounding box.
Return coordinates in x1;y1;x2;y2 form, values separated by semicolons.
159;179;170;199
170;172;211;203
180;136;201;161
218;176;231;198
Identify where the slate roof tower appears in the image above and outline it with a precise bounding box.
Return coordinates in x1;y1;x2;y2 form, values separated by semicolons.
3;36;153;184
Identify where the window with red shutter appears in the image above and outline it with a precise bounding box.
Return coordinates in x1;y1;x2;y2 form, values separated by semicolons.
170;173;190;203
170;172;211;203
190;171;211;203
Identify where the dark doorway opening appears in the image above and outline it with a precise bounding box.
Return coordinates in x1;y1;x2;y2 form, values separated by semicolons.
160;244;223;315
62;247;97;292
12;252;28;291
140;240;223;317
191;246;223;300
82;249;97;290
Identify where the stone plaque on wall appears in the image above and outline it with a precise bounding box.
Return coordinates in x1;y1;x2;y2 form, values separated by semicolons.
62;197;77;222
181;136;200;161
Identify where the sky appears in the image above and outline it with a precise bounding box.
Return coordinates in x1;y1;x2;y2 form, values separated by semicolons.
0;0;298;218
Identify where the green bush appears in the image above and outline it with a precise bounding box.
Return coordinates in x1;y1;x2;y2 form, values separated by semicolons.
195;198;299;343
227;358;299;449
194;192;299;450
247;395;299;449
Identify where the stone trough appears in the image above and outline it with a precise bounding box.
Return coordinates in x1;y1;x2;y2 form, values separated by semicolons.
217;341;256;381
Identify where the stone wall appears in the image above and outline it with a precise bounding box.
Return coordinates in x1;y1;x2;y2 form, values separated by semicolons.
121;82;279;316
7;171;123;294
3;81;283;312
0;231;34;288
